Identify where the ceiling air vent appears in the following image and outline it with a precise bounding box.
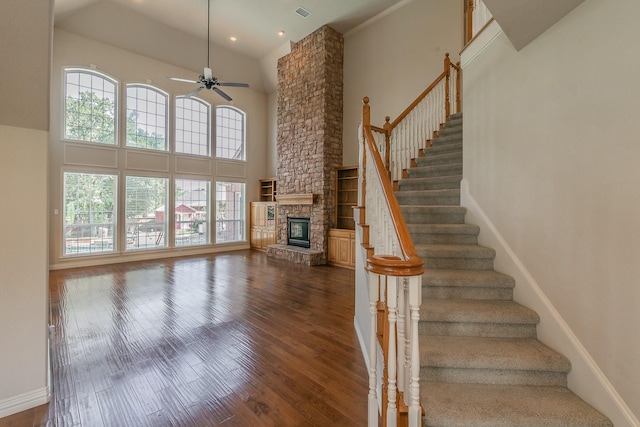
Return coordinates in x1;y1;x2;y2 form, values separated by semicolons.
294;6;312;18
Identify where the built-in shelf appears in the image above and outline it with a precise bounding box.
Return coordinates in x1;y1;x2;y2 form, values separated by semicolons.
276;193;315;205
259;178;277;202
335;165;358;230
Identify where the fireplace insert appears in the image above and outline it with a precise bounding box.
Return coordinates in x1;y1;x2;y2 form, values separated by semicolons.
287;217;310;248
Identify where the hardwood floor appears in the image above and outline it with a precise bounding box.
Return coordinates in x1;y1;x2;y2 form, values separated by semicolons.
0;250;368;426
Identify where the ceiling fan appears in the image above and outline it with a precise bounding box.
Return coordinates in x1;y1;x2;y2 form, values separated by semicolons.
167;0;249;101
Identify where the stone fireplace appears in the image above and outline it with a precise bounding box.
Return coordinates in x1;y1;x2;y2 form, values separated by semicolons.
266;25;344;265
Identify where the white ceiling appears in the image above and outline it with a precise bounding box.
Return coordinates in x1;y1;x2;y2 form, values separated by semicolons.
54;0;408;59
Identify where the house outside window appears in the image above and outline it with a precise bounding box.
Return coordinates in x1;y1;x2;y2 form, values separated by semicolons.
215;106;245;160
63;172;117;255
125;176;168;250
175;178;210;247
64;69;117;144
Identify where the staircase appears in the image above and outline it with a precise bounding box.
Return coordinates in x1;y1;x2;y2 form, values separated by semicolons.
395;113;612;426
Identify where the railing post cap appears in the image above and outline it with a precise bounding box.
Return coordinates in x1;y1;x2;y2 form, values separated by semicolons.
363;96;370;104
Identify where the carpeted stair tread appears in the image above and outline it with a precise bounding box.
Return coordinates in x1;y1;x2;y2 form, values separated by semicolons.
399;175;462;191
423;142;462;156
407;163;462;178
407;223;479;235
420;299;539;325
400;205;467;224
416;152;462;167
420;336;570;373
414;243;495;259
396;189;460;206
429;133;462;145
421;383;613;427
423;269;515;289
409;224;479;244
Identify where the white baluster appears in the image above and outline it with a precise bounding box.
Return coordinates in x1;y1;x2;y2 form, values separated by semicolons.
368;272;380;427
408;275;422;426
386;275;398;427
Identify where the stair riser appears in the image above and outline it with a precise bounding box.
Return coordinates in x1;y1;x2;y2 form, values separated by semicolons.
399;181;460;191
402;211;466;224
430;135;462;146
419;322;538;339
420;257;494;270
408;165;462;178
412;234;478;245
417;153;462;167
423;144;462;156
397;192;460;206
424;287;513;301
421;368;567;387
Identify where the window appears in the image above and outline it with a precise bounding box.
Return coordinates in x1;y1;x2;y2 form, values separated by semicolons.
175;179;210;247
64;69;117;144
126;85;168;151
215;106;245;160
63;172;117;255
215;182;245;243
125;176;168;250
176;97;210;156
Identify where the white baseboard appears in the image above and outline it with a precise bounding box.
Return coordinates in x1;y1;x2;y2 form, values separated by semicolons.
0;387;50;419
460;179;639;427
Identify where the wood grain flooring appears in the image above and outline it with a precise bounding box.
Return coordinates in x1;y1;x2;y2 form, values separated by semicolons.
0;250;368;426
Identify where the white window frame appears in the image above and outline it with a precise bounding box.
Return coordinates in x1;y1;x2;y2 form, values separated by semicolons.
63;68;118;145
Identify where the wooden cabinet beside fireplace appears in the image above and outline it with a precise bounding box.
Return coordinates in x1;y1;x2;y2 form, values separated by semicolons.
328;165;358;268
250;202;277;251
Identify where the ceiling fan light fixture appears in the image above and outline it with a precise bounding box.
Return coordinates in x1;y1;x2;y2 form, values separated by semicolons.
294;7;311;18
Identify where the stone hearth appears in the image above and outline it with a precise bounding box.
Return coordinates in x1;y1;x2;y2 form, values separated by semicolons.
267;25;344;265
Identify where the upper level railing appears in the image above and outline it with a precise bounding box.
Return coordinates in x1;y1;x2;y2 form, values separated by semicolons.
375;54;461;182
466;0;493;44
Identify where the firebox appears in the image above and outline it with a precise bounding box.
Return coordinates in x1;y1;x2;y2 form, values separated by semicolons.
287;217;311;248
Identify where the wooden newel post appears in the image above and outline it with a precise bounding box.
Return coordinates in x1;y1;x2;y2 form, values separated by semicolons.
444;53;451;122
362;97;370;209
384;116;392;179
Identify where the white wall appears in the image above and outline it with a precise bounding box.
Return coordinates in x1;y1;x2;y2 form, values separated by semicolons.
343;0;463;165
0;125;49;417
462;0;640;423
50;29;268;268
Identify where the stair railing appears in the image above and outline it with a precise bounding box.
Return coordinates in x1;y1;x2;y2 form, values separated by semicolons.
376;53;461;182
358;53;462;427
360;97;425;427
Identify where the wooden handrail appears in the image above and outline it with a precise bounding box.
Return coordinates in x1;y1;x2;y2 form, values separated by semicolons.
362;97;424;277
389;53;458;130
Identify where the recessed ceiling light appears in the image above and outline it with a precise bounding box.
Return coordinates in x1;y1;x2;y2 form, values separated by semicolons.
294;7;311;18
229;36;237;42
278;30;285;37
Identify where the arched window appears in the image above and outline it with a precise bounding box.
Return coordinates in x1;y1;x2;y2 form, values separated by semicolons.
64;68;117;144
215;106;245;160
175;97;211;156
126;84;168;151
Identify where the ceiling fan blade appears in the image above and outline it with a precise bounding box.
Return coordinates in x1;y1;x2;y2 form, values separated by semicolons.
204;67;213;80
167;76;198;84
213;87;232;102
185;86;204;98
218;82;249;88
